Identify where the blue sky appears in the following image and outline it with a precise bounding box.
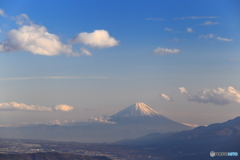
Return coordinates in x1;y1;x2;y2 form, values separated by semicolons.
0;0;240;127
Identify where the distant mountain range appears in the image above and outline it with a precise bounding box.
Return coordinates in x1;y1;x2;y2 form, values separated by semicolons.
116;116;240;160
0;103;191;143
117;116;240;145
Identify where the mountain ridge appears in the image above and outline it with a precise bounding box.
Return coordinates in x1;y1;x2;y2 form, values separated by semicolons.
116;116;240;145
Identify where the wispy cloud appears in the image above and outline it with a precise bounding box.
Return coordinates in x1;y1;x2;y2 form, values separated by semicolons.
202;21;220;25
161;94;172;101
0;76;109;80
70;30;119;48
0;102;74;111
6;119;74;127
181;122;200;128
80;47;92;56
186;28;194;33
170;38;186;42
13;14;32;25
174;16;218;20
171;37;180;42
88;117;116;124
164;27;172;31
47;119;62;125
0;9;7;17
146;18;164;21
179;86;240;106
215;37;233;42
199;33;215;39
152;47;180;55
164;28;181;33
199;33;233;42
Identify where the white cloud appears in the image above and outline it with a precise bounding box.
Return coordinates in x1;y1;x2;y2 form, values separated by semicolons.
186;28;194;33
199;33;233;42
187;86;240;105
0;102;74;111
146;18;164;21
0;12;97;56
179;87;188;94
174;16;218;20
164;27;172;31
202;21;219;25
80;47;92;56
153;47;180;55
0;24;79;56
161;94;171;101
70;30;119;48
216;37;233;42
54;104;74;111
181;122;199;128
0;9;7;17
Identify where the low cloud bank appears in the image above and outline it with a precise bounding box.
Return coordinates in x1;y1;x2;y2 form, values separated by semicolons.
88;116;116;124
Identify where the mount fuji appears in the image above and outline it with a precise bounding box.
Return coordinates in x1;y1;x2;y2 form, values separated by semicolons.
109;103;191;132
0;103;191;142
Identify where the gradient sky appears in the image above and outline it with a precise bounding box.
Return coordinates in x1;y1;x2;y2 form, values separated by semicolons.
0;0;240;127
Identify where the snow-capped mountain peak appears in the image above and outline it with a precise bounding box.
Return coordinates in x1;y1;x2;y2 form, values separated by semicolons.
111;103;160;118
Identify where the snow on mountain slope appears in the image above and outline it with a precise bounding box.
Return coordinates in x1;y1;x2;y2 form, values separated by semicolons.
111;103;160;118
